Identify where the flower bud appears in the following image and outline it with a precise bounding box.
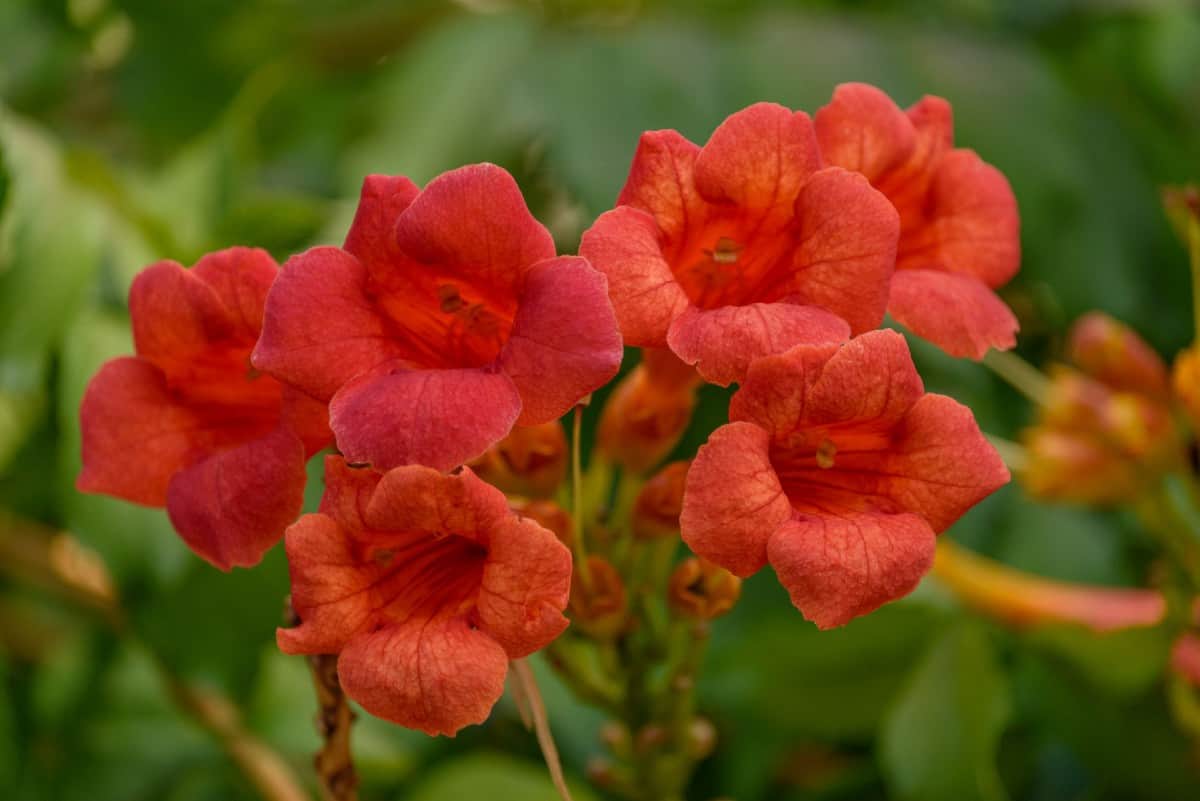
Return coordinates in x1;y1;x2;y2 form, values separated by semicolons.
1173;346;1200;436
1066;312;1169;399
469;421;566;498
632;460;690;540
597;348;701;473
570;555;628;638
687;717;718;759
510;498;573;549
1021;428;1144;505
668;557;741;619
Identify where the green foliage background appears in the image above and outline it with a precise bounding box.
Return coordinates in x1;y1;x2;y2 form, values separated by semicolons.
1;1;1198;799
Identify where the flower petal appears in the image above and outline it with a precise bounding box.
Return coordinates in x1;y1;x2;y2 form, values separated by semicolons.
165;426;307;570
337;616;509;736
879;393;1011;532
317;455;384;531
280;386;332;455
666;301;849;387
900;149;1020;287
693;102;821;229
277;512;378;654
680;421;792;577
394;163;555;292
364;464;509;539
343;174;422;271
130;261;236;374
329;366;522;472
616;129;706;247
731;329;922;435
253;246;404;400
499;256;623;425
887;269;1018;360
767;511;936;629
790;167;899;334
77;357;252;506
188;246;279;338
578;206;689;347
814;83;916;183
477;514;572;658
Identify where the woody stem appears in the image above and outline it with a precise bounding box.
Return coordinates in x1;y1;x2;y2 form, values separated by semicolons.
286;602;359;801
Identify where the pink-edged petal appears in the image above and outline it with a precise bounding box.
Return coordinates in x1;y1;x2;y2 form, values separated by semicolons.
499;256;623;425
394;163;555;291
905;95;954;161
815;83;916;183
337;616;509;736
329;366;521;472
188;247;279;338
616;129;706;248
165;426;307;570
767;511;936;629
666;301;849;387
680;421;792;577
477;514;572;658
900;149;1020;287
364;465;510;540
253;246;404;401
77;357;232;506
693;102;821;229
343;174;422;270
277;512;377;655
888;269;1018;360
790;167;899;334
579;206;689;347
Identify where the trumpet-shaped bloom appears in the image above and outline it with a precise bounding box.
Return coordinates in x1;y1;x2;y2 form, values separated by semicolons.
279;457;571;735
580;103;900;386
680;330;1008;628
77;248;330;570
815;83;1021;359
254;165;622;472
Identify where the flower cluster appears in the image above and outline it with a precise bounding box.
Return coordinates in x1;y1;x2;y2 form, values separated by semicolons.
78;83;1012;739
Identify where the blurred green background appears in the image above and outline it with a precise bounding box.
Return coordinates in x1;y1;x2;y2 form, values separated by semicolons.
1;1;1199;799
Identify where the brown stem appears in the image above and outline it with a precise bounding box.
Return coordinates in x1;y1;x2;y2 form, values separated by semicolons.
286;602;359;801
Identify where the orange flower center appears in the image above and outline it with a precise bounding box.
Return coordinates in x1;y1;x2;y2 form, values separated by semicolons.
362;531;488;626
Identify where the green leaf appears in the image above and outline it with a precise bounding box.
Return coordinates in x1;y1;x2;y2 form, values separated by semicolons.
404;752;596;801
880;621;1011;801
1027;622;1171;698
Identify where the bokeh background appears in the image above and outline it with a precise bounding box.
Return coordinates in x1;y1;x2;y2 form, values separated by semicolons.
2;1;1200;799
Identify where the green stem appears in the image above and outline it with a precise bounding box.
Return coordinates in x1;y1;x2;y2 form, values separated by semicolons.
982;349;1051;406
571;404;594;592
1189;215;1200;343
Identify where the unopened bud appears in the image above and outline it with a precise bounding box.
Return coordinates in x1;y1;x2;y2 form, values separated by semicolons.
469;421;566;498
635;724;668;755
1020;428;1142;505
599;721;631;756
597;349;701;473
570;556;628;638
585;756;616;787
632;460;690;540
1174;346;1200;436
688;717;717;759
668;557;742;619
510;498;573;549
1066;312;1169;400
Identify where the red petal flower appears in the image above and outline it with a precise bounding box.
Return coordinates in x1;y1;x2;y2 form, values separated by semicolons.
680;330;1008;628
279;457;571;735
815;83;1021;359
77;248;330;570
254;165;622;470
580;103;898;386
